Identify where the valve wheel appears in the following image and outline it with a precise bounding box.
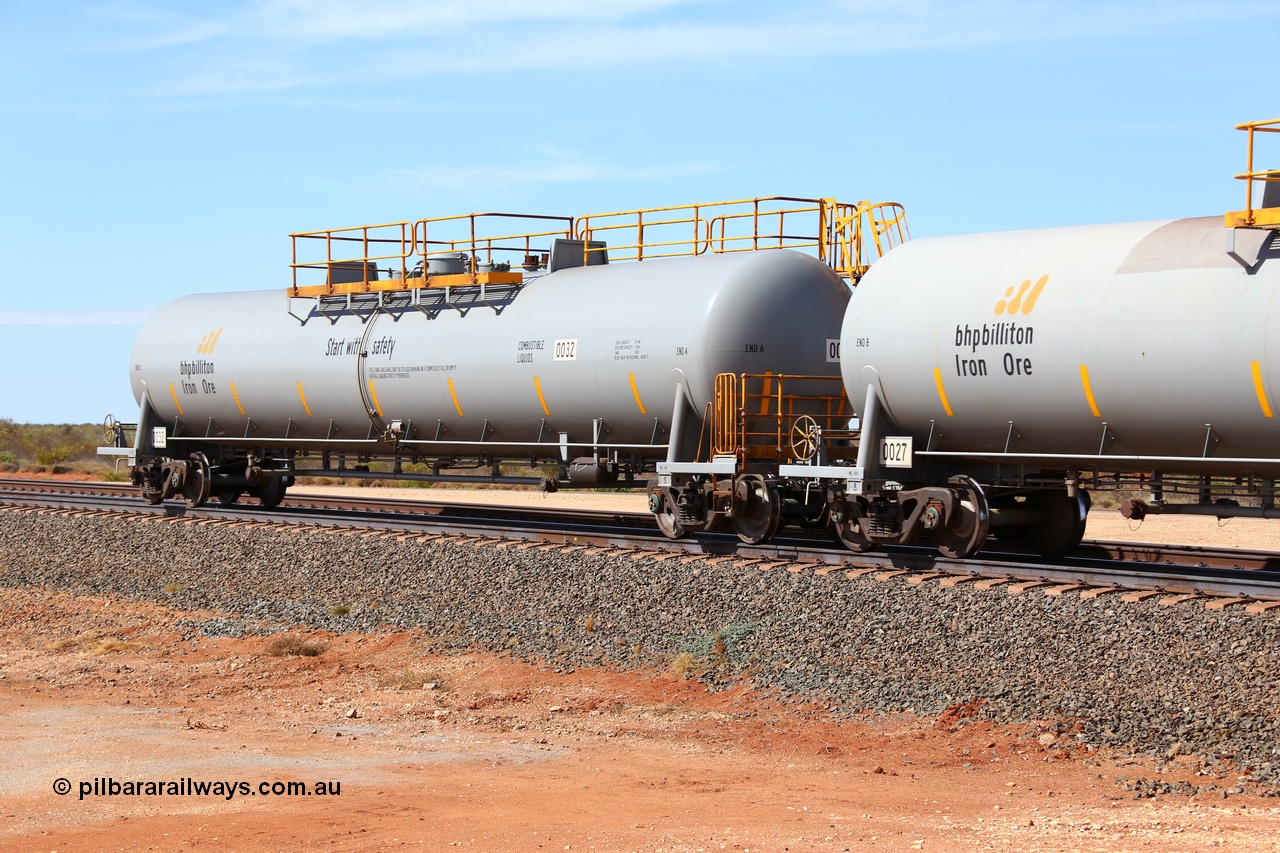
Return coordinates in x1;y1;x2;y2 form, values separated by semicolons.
790;415;821;462
102;414;118;445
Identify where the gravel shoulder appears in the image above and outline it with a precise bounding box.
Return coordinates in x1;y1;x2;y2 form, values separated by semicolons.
3;485;1280;849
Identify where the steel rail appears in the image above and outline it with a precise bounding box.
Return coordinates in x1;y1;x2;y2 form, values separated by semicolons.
2;478;1279;603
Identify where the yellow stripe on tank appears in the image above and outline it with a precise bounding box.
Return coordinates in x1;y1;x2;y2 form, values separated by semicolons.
296;381;313;416
1252;361;1274;418
628;373;647;415
534;376;551;417
230;381;246;417
1079;365;1101;418
368;380;384;417
448;378;465;417
169;382;184;416
932;368;953;417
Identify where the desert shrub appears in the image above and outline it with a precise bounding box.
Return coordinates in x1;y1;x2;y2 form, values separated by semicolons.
36;446;74;466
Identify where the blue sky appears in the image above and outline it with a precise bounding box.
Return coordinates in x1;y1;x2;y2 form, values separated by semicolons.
1;0;1277;424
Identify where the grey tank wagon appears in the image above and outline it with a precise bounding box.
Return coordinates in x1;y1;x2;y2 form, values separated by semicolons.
111;197;910;546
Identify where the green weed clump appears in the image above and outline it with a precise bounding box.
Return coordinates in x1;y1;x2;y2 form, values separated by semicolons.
671;623;759;675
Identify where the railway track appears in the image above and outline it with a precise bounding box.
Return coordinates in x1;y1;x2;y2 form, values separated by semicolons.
3;477;1280;609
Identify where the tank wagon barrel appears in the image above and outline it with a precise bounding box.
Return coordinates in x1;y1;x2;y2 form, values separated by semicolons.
115;196;910;530
772;118;1280;558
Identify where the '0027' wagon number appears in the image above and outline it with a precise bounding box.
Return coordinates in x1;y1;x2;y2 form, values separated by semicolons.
553;339;578;361
879;436;912;468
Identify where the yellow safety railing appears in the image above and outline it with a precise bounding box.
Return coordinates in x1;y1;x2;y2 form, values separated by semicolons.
290;196;910;296
414;212;574;274
576;196;830;265
290;221;416;296
837;201;910;279
1227;118;1280;229
712;372;852;462
574;196;909;280
290;213;572;297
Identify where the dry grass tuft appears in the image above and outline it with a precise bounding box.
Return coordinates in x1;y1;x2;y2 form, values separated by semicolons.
329;604;351;616
162;583;180;594
379;669;442;691
46;631;102;653
47;632;144;655
261;634;326;657
93;639;144;655
670;651;698;676
584;614;596;633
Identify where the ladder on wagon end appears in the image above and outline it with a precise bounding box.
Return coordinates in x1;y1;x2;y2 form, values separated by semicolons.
1226;118;1280;271
709;372;856;468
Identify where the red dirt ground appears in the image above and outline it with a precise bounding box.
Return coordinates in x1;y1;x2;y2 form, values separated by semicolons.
4;587;1280;852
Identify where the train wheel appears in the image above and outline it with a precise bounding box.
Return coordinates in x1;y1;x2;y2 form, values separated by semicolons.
833;520;874;552
182;453;211;508
931;476;990;559
141;485;165;505
216;490;243;507
734;477;782;545
1022;490;1089;558
655;508;688;540
650;489;689;539
256;476;286;509
830;499;874;552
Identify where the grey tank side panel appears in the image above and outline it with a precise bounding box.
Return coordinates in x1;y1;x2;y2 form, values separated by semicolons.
133;250;850;458
843;217;1280;475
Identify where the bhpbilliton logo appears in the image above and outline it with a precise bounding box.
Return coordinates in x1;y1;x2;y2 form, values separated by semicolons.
197;328;223;354
994;275;1048;315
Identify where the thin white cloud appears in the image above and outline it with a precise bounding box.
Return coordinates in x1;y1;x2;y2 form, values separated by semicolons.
152;60;313;97
250;0;696;40
302;157;727;196
80;1;237;50
46;1;1280;98
0;311;149;327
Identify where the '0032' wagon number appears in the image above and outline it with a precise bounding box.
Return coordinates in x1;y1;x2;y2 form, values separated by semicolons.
879;436;912;468
553;339;578;361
